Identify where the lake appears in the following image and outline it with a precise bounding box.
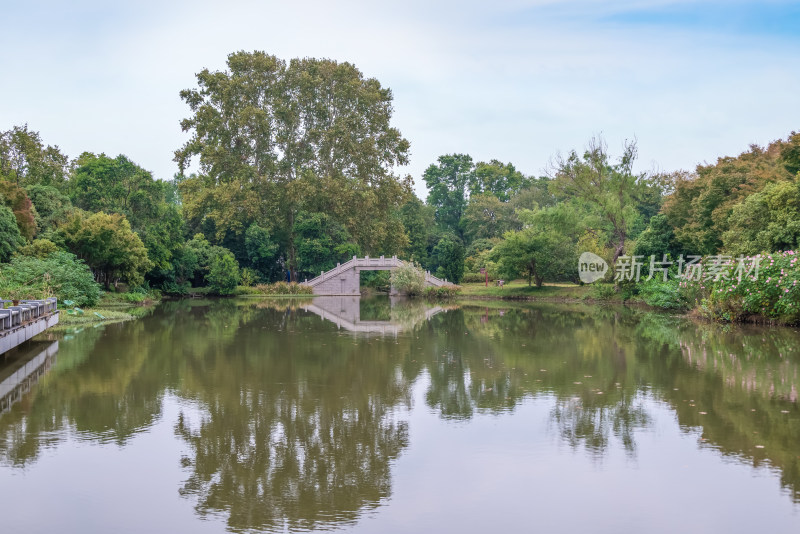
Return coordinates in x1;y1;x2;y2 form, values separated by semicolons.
1;296;800;533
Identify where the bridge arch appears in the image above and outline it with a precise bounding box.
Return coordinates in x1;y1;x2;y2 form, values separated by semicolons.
305;256;447;296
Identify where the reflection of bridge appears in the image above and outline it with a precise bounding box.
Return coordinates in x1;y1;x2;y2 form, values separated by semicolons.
305;256;448;296
0;341;58;414
304;296;444;335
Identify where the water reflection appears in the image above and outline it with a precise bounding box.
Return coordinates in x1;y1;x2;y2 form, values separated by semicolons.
0;340;58;415
304;295;447;335
0;297;799;532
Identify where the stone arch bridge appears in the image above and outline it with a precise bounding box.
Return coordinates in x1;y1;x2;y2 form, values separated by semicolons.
305;256;448;296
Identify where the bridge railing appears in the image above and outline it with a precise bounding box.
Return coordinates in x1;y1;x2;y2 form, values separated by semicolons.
0;297;57;332
424;271;448;287
305;256;402;287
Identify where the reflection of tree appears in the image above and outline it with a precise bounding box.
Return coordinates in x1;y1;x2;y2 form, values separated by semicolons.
175;385;408;531
551;394;650;457
171;301;417;532
454;302;800;500
3;295;800;529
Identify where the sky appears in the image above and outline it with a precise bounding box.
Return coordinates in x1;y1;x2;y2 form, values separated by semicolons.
1;0;799;198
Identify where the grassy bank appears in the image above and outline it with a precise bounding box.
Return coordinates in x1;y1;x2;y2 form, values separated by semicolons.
56;291;160;328
460;280;595;301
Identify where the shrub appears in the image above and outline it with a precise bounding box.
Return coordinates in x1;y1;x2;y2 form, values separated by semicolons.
253;282;313;295
637;278;687;310
461;272;494;284
207;251;240;295
0;250;101;307
240;267;259;287
390;263;426;296
423;284;461;299
590;283;617;301
702;251;800;324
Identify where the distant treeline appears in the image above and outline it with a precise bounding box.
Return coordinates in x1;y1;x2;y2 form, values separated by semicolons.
1;51;798;308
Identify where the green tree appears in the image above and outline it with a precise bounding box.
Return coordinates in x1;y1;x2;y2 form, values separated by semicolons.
423;154;474;237
0;125;69;187
430;236;465;284
462;194;517;242
25;184;74;235
175;51;411;277
207;251;240;295
780;132;800;177
722;180;800;255
245;223;279;279
471;160;531;202
490;206;582;287
0;204;24;261
663;135;798;255
69;152;186;283
633;214;682;260
550;137;649;263
15;238;59;259
59;211;153;288
293;212;360;279
0;180;37;241
398;197;434;265
389;262;426;296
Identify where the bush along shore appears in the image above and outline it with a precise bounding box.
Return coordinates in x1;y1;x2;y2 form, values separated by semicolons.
459;252;800;326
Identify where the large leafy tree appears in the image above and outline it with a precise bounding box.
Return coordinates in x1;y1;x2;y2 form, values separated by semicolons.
207;250;241;295
0;125;69;188
471;160;531;202
491;205;583;287
461;193;517;242
430;236;465;284
175;51;412;278
293;211;360;280
423;154;474;237
0;180;37;241
70;153;167;225
25;184;74;235
58;211;152;288
245;223;279;279
69;152;185;280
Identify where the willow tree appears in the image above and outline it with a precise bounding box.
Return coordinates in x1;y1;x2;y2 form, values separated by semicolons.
175;51;412;278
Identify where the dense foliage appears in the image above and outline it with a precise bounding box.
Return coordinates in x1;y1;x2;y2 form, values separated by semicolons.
0;251;100;307
0;53;797;317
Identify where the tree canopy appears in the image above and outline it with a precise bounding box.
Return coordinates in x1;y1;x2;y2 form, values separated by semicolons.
175;51;412;278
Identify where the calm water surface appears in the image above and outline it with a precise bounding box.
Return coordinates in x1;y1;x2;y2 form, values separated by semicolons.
1;296;800;533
